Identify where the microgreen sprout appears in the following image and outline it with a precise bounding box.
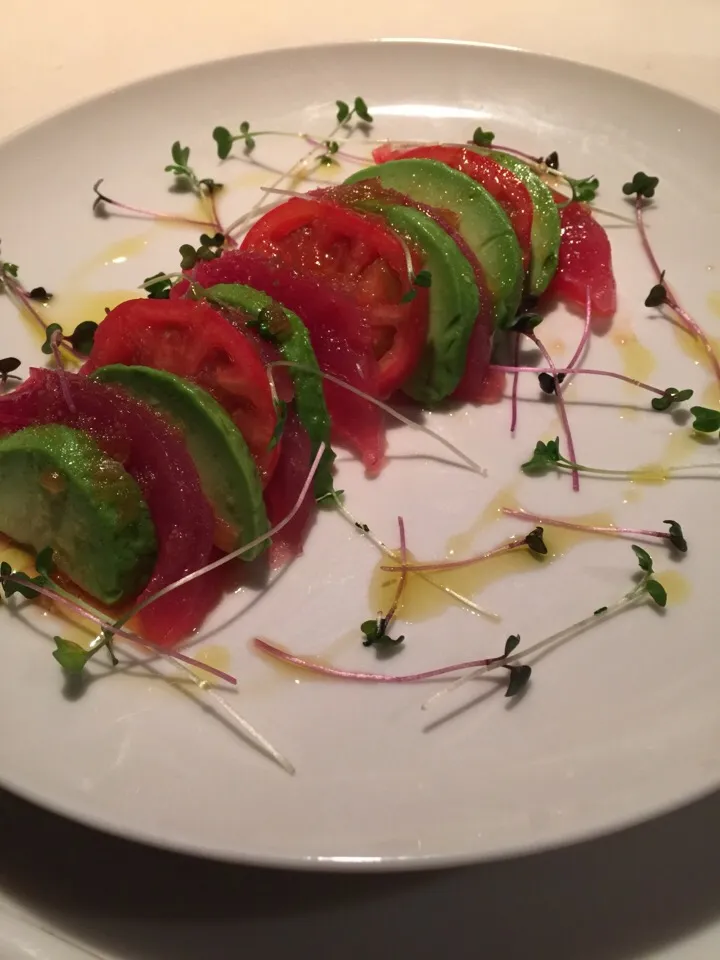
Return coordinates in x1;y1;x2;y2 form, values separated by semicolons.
471;127;495;147
165;141;222;195
400;269;433;303
544;151;559;169
650;387;694;411
178;233;225;270
212;121;256;159
502;506;688;554
143;272;173;299
41;320;98;357
381;527;547;575
622;171;659;200
422;546;668;712
92;179;219;231
690;406;720;433
360;618;405;648
318;140;340;166
336;97;374;125
0;357;21;384
28;286;53;302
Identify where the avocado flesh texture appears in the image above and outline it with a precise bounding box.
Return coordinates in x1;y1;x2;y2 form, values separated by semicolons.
91;365;268;558
204;283;335;499
345;158;523;329
473;148;561;296
374;204;479;404
0;424;156;604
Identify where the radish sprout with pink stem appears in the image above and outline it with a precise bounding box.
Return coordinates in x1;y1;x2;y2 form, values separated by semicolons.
503;507;688;552
559;287;593;396
623;172;720;387
92;180;219;232
360;517;410;648
381;526;547;575
422;545;668;712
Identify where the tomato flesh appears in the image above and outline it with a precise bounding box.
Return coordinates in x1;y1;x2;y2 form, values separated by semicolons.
241;197;428;398
82;298;280;483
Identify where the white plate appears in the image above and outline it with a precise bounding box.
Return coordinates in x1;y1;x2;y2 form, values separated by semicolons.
0;40;719;869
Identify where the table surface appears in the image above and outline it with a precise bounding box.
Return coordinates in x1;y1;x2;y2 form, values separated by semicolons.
2;2;720;958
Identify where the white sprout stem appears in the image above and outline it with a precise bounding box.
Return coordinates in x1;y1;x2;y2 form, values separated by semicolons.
334;497;500;621
267;361;487;476
422;581;649;711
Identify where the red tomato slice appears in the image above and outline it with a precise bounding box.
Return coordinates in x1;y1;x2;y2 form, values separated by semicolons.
545;192;616;330
81;298;280;483
373;143;534;272
241;197;428;398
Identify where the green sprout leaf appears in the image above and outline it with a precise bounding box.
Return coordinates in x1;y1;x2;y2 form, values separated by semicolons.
664;520;688;553
34;547;54;580
28;286;53;302
538;371;566;395
171;141;190;167
544;151;559;169
41;323;64;356
212;126;234;160
2;263;18;279
646;578;667;608
200;232;225;249
360;618;404;648
521;437;561;475
400;269;433;303
143;272;172;299
472;127;495;147
594;606;608;616
504;634;520;657
567;175;599;203
69;321;98;355
504;664;532;698
690;405;720;433
645;280;668;309
622;171;659;199
52;636;90;674
651;387;693;412
510;312;544;335
179;244;198;271
336;100;350;123
632;544;654;574
523;526;548;556
0;563;43;600
353;97;373;123
0;356;21;382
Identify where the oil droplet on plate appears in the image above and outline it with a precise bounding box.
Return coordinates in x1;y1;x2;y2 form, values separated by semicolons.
611;326;656;383
655;569;691;606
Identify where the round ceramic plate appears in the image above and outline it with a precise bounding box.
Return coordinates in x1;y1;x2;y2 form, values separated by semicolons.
0;40;719;869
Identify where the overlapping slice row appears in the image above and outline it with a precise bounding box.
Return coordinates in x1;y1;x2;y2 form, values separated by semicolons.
0;141;617;648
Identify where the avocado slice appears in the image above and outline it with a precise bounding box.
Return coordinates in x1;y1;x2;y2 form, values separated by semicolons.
203;283;335;499
344;158;523;329
473;148;561;296
91;365;268;557
367;204;478;403
0;424;156;604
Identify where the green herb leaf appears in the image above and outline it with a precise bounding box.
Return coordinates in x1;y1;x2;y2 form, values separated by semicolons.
523;526;548;556
622;171;659;199
34;547;54;580
504;664;531;698
645;282;668;308
521;437;561;474
413;269;432;288
544;151;559;169
41;323;64;356
538;371;566;395
510;312;544;335
179;244;198;271
570;176;599;203
212;126;234;160
28;286;53;302
2;263;19;279
472;126;495;147
52;636;90;674
0;356;21;381
171;141;190;167
690;405;720;433
664;520;688;553
1;569;42;600
353;97;373;123
268;400;287;451
651;386;694;411
336;100;350;124
360;618;404;648
143;272;172;299
632;544;654;574
69;320;98;355
504;634;520;657
646;578;667;608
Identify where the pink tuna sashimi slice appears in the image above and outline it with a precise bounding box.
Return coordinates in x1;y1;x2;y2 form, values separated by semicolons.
263;408;315;566
173;251;386;475
316;180;499;405
546;194;616;331
0;369;216;646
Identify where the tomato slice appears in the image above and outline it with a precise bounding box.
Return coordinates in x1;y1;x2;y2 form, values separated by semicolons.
82;298;280;483
241;197;428;398
373;143;534;272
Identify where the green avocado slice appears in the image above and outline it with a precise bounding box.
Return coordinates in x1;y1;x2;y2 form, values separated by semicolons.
344;158;523;329
91;365;268;558
204;283;335;499
368;204;478;403
0;424;156;604
474;148;561;296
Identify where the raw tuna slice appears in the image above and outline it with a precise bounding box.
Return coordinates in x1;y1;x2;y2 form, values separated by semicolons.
546;194;616;330
373;143;534;272
0;369;216;646
263;408;315;566
173;251;386;475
